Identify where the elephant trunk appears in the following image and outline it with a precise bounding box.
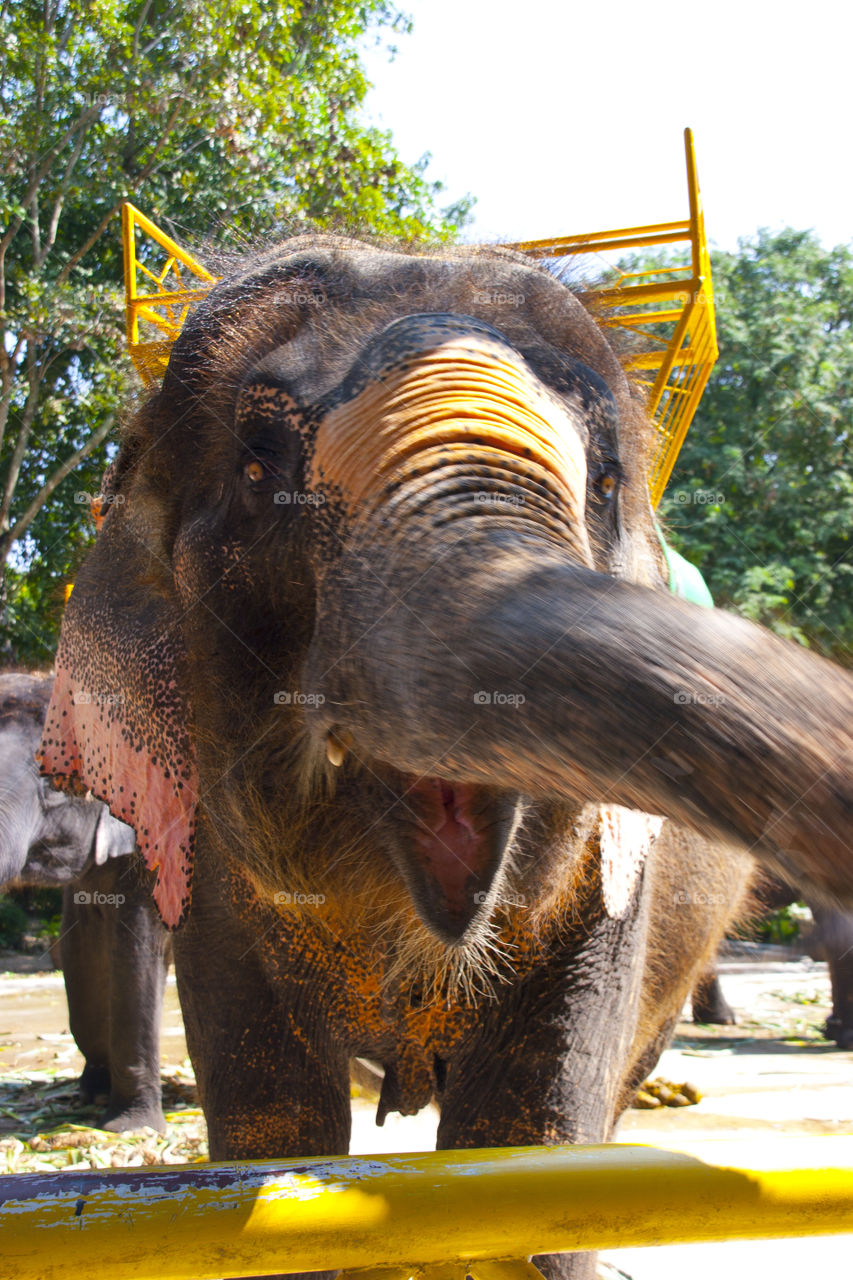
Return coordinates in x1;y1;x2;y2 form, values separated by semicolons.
307;536;853;905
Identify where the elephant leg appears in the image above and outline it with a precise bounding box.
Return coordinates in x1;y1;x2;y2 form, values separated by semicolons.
171;857;352;1153
60;882;111;1104
808;904;853;1048
437;893;651;1280
827;948;853;1049
173;900;351;1280
97;860;170;1133
691;968;736;1024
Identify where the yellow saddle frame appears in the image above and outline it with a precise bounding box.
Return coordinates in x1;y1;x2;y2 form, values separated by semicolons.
122;128;716;507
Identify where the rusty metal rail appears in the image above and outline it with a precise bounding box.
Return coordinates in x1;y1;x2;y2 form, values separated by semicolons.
2;1138;853;1280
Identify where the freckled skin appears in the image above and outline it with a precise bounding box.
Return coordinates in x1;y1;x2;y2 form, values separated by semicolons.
38;240;853;1280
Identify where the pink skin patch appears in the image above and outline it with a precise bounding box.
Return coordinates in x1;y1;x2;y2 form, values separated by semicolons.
406;776;493;915
37;663;198;928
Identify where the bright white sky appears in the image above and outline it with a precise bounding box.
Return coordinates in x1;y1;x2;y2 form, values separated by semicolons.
361;0;852;252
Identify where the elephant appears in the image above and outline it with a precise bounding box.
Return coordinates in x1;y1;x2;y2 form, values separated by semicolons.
1;672;170;1133
691;874;797;1024
692;886;853;1048
690;968;737;1025
809;905;853;1048
37;237;853;1280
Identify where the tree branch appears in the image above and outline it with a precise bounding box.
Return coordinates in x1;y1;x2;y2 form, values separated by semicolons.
0;333;27;458
0;345;42;533
42;126;89;266
0;413;115;565
0;103;102;263
133;0;155;59
54;81;196;287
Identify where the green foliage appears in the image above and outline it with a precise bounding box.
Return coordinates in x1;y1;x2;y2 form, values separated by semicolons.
660;230;853;658
755;904;807;945
0;0;471;666
0;896;30;948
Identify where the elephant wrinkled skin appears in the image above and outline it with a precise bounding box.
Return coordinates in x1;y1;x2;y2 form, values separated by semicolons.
38;239;853;1279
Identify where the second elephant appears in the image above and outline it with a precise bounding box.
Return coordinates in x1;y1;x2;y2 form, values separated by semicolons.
693;888;853;1048
1;672;170;1132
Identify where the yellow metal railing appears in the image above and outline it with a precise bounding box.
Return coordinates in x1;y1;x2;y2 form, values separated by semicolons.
3;1139;853;1280
506;128;717;505
120;128;717;505
122;202;216;388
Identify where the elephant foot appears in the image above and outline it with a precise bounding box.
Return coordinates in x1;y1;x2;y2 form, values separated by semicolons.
691;975;736;1025
229;1273;336;1280
692;998;736;1024
100;1094;167;1135
824;1016;853;1049
533;1251;597;1280
79;1061;111;1104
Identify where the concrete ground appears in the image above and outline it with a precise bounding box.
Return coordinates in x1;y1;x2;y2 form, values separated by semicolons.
1;945;851;1277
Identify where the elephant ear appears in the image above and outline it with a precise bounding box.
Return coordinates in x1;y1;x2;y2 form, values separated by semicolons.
37;485;198;928
597;804;664;918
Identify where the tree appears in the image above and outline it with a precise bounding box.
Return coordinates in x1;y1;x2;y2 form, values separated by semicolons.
0;0;472;665
660;229;853;659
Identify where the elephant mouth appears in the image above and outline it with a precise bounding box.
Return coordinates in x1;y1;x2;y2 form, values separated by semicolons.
392;773;521;944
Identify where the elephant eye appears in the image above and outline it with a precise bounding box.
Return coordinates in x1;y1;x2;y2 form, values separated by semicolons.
242;450;282;491
592;462;621;502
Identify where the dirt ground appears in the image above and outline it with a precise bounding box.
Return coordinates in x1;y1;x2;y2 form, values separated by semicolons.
1;943;851;1278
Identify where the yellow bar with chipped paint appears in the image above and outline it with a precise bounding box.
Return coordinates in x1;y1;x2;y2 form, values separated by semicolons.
2;1139;853;1280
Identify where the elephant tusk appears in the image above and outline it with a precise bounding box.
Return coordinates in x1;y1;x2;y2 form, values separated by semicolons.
325;730;352;768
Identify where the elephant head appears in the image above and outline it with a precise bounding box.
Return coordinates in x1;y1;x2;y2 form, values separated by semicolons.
37;240;853;944
1;673;135;887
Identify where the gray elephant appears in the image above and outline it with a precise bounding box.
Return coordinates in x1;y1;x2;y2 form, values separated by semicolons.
690;874;853;1048
809;905;853;1048
1;672;170;1132
38;239;853;1280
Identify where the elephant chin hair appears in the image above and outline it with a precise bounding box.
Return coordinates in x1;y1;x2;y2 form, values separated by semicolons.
198;739;520;1006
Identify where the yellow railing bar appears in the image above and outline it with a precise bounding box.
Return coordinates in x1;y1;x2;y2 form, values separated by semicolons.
583;279;700;305
509;218;691;256
506;127;718;505
3;1139;853;1280
132;288;213;308
608;310;688;326
121;202;216;385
